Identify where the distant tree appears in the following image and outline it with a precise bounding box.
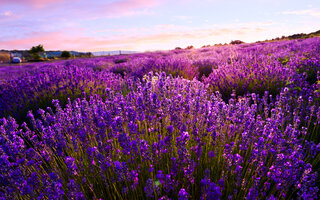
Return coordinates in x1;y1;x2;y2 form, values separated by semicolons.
29;44;45;61
186;45;194;50
230;40;244;45
79;52;93;58
61;51;71;58
288;33;307;40
175;47;182;50
29;44;45;54
87;52;93;57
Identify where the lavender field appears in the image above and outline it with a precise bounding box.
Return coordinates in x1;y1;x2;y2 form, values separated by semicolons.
1;38;320;199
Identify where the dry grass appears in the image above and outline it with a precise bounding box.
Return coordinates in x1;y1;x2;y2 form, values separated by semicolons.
0;52;10;63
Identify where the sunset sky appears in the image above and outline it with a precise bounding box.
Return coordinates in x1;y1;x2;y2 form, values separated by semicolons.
0;0;320;52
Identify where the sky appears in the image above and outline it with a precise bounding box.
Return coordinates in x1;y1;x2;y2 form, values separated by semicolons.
0;0;320;52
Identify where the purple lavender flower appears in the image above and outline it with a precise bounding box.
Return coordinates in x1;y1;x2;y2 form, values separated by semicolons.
67;179;85;199
167;125;174;134
65;156;78;175
208;151;215;158
144;178;154;198
156;170;165;184
178;188;189;200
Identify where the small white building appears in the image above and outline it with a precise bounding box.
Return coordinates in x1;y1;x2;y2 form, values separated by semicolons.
11;52;22;58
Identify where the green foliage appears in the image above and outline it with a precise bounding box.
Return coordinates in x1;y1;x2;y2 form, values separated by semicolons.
278;56;290;65
287;33;308;40
29;44;45;54
230;40;244;45
31;53;43;61
261;30;320;42
29;44;45;61
61;51;71;58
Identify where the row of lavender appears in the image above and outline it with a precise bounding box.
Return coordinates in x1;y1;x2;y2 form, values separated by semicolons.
1;38;319;121
0;64;125;122
0;38;320;199
1;71;320;199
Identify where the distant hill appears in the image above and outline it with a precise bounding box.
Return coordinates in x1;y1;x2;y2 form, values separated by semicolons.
92;50;139;56
0;49;140;64
43;51;92;58
257;30;320;43
1;50;93;58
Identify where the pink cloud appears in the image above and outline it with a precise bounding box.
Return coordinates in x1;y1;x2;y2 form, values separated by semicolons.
73;0;161;18
0;0;161;28
107;0;160;13
2;11;12;17
0;27;265;51
0;11;20;23
0;0;160;12
0;0;68;7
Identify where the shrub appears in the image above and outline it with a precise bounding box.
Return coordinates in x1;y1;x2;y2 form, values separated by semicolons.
30;53;44;61
186;45;194;50
61;51;71;58
28;44;45;61
29;44;45;54
230;40;244;45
